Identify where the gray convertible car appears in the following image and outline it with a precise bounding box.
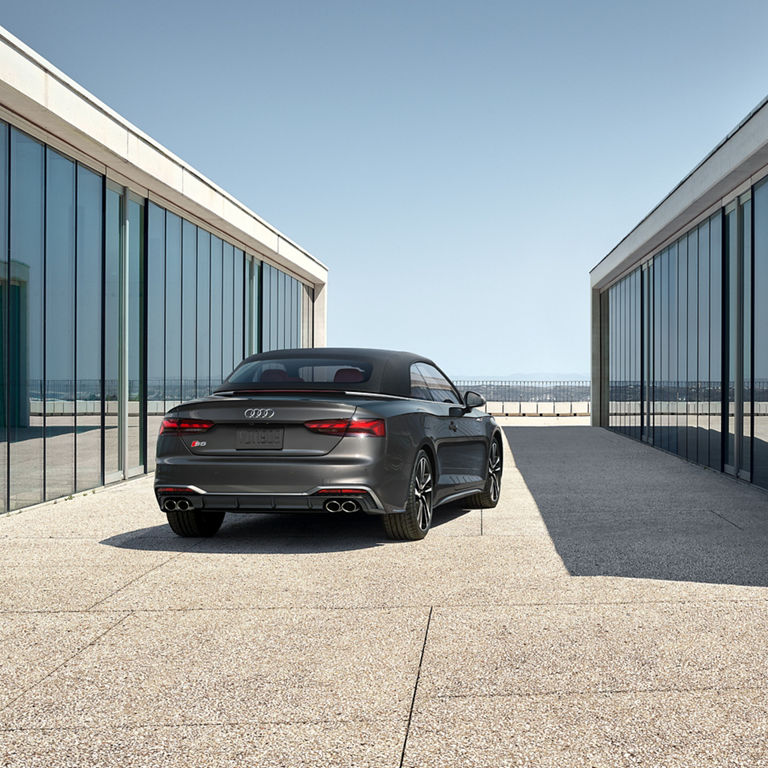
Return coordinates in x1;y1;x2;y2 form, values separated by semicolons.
154;348;503;540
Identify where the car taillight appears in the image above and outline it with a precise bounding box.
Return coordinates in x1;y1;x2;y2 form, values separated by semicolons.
347;419;386;436
159;418;214;434
303;418;385;437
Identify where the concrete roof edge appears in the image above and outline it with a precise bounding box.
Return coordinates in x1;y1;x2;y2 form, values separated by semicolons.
0;24;328;275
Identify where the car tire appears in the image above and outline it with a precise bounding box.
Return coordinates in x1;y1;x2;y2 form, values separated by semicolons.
166;509;225;537
466;437;502;509
383;449;434;541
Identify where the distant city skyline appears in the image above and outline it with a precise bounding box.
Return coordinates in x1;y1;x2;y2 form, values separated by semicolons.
4;1;768;376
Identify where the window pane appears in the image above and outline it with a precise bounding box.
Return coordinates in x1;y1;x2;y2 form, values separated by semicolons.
248;258;261;355
642;267;650;441
277;269;285;350
410;364;430;400
164;212;181;408
677;235;688;458
209;235;223;386
698;221;710;465
609;285;615;429
9;129;44;509
622;275;628;434
221;241;234;376
273;267;280;350
754;184;768;486
0;121;7;512
146;203;165;469
653;255;661;447
233;249;244;365
181;220;197;401
741;200;752;475
196;229;210;396
261;263;271;352
687;230;698;462
44;148;76;500
417;362;461;404
725;209;737;468
667;249;677;452
127;197;144;472
75;165;103;491
709;212;722;470
104;185;121;478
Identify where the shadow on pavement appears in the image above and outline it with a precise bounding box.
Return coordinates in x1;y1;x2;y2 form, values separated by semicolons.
100;502;471;554
504;425;768;587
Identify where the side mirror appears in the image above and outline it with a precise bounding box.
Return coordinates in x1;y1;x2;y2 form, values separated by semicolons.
464;391;486;409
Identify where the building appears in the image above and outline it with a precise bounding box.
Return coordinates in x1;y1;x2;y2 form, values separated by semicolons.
590;95;768;488
0;27;328;513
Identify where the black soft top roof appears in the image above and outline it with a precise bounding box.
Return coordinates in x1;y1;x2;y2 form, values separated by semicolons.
216;347;444;398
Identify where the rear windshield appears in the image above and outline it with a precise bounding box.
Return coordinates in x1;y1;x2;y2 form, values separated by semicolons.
225;358;373;387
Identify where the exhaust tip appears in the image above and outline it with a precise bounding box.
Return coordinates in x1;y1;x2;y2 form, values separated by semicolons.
325;500;342;513
163;499;178;512
176;499;191;511
341;500;359;513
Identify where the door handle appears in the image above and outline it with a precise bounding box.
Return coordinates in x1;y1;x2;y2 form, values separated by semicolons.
449;421;458;432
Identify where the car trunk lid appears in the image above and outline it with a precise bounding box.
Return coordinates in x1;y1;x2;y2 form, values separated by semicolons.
166;395;358;457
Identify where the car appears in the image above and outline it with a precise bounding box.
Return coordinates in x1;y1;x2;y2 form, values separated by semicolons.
154;348;503;540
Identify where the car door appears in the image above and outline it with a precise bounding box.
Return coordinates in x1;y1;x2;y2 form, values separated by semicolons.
415;363;487;492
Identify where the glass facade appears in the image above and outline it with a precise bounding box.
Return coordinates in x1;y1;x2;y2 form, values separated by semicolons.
0;118;316;512
261;263;311;351
605;204;768;481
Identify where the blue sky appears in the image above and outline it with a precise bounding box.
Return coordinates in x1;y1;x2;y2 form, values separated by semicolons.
5;0;768;377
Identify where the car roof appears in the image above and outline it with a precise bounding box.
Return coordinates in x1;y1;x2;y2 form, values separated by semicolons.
217;347;445;397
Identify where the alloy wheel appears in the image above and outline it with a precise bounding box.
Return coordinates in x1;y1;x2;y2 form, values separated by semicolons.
488;440;502;503
413;455;433;531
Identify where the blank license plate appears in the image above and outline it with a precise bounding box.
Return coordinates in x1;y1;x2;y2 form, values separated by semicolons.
236;427;284;450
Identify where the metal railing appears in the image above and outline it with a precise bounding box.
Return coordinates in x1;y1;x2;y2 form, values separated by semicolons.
454;380;591;416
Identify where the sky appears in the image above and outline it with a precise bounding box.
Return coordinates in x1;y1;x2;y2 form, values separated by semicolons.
5;0;768;378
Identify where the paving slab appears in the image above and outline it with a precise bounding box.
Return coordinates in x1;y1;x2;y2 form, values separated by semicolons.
0;539;193;611
0;612;129;710
418;604;768;698
403;689;768;768
1;608;427;730
0;720;405;768
92;536;565;611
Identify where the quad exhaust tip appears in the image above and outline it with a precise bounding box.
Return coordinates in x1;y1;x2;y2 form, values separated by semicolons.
163;498;191;512
323;499;360;513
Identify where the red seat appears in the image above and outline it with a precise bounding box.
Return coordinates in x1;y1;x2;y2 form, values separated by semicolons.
333;368;365;383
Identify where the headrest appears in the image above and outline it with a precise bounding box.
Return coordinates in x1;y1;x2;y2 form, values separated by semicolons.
333;368;365;383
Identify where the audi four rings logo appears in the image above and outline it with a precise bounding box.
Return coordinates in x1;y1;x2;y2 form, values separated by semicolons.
244;408;275;420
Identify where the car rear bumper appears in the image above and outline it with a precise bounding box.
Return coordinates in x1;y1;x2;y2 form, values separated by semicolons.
154;452;406;514
154;484;388;514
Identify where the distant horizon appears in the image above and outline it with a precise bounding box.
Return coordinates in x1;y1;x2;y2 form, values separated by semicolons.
449;372;590;382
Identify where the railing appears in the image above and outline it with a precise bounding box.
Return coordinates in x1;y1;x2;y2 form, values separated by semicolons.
454;380;591;416
16;378;593;417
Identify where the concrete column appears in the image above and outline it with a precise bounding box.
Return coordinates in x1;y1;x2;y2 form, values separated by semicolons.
312;281;327;347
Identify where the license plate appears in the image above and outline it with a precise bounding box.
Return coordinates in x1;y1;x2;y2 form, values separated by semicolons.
236;427;284;450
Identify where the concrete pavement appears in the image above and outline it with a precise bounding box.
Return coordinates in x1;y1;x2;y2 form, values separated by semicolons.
2;422;768;766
